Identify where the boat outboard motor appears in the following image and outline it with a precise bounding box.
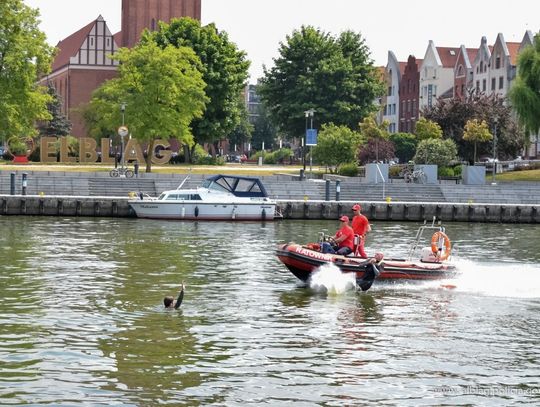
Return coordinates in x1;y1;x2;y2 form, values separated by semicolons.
356;253;384;292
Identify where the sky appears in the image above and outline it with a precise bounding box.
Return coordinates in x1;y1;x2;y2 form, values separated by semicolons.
24;0;539;81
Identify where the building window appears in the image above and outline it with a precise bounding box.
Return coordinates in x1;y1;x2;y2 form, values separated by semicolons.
495;55;501;69
151;18;156;31
90;37;94;47
412;100;416;116
476;80;480;91
106;38;110;47
482;79;486;92
491;78;496;91
499;76;504;89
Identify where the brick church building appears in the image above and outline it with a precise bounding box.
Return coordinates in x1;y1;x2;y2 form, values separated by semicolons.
42;0;201;137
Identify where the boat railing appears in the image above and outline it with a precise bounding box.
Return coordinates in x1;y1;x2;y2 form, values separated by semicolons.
407;217;445;261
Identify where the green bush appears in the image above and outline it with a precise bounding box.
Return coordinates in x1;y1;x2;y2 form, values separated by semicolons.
195;155;225;165
438;166;455;177
338;162;359;177
389;165;402;177
453;165;462;177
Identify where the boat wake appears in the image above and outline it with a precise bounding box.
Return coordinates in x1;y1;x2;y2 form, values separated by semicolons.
306;258;540;299
309;263;356;294
379;258;540;299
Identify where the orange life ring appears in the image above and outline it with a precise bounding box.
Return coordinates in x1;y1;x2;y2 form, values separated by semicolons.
430;231;451;261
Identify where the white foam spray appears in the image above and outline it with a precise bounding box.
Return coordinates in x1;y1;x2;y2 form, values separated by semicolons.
309;263;357;294
380;258;540;299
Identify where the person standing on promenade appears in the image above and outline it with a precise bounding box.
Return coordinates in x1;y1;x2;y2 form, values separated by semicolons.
351;204;371;258
320;215;355;255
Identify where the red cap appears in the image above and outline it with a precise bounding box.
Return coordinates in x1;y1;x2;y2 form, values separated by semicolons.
352;204;361;211
339;215;349;222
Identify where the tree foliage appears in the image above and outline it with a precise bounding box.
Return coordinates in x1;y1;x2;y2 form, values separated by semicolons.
312;123;362;172
462;119;492;163
423;92;523;160
251;104;277;150
415;117;443;140
258;26;384;139
85;41;208;172
509;32;540;154
149;18;250;159
389;132;417;163
413;138;458;167
0;0;54;142
38;84;72;137
358;138;395;164
358;115;389;161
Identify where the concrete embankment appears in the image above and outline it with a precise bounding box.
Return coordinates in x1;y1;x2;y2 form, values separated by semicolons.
1;195;539;223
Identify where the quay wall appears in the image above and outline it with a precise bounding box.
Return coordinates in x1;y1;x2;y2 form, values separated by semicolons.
1;195;539;223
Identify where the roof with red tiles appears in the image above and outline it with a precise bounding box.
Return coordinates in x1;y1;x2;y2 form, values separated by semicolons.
506;42;521;65
436;47;461;68
51;17;99;71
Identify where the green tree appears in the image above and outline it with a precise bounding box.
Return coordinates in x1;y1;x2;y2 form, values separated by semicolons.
149;18;250;161
38;84;72;137
0;0;54;142
509;32;540;157
251;104;277;150
258;26;384;139
312;123;362;172
415;117;443;140
389;132;417;163
227;98;253;152
85;41;208;172
423;92;523;160
462;119;492;163
359;115;389;161
413;138;458;167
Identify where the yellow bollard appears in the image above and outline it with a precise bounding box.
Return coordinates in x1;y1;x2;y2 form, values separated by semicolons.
39;192;45;197
304;195;308;201
386;196;392;203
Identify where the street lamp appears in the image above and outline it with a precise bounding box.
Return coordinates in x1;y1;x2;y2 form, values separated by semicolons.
491;117;498;185
304;109;315;175
119;103;128;171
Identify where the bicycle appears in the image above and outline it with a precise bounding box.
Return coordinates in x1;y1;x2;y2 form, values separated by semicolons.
110;167;134;178
410;169;427;184
399;166;427;184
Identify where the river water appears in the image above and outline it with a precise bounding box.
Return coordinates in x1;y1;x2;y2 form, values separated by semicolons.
1;217;539;406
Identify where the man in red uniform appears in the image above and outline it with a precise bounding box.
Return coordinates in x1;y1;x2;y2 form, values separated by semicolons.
351;204;371;258
321;215;355;255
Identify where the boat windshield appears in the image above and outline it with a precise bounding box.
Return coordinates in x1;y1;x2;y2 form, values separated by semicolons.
201;180;229;193
201;175;269;198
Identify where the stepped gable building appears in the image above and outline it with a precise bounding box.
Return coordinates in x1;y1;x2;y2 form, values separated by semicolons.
419;41;461;109
382;51;406;134
453;46;478;99
43;0;202;137
399;55;422;133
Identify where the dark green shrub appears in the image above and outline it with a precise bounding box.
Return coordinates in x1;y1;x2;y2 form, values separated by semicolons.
338;162;359;177
438;167;455;177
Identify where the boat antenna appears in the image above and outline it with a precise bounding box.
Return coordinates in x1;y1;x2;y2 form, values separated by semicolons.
177;170;191;190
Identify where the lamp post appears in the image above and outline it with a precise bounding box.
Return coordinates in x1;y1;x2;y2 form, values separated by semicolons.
491;117;498;185
304;109;315;175
119;103;128;171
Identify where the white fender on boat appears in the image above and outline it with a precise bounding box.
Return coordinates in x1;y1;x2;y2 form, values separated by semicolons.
181;206;185;218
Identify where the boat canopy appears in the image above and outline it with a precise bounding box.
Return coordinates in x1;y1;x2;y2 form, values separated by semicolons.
202;175;269;198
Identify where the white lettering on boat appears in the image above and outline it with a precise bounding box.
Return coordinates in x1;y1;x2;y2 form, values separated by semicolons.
294;247;333;261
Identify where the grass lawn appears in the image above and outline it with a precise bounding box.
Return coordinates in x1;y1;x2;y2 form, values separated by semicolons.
496;168;540;182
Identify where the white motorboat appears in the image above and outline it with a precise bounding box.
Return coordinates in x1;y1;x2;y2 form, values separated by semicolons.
128;174;278;221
